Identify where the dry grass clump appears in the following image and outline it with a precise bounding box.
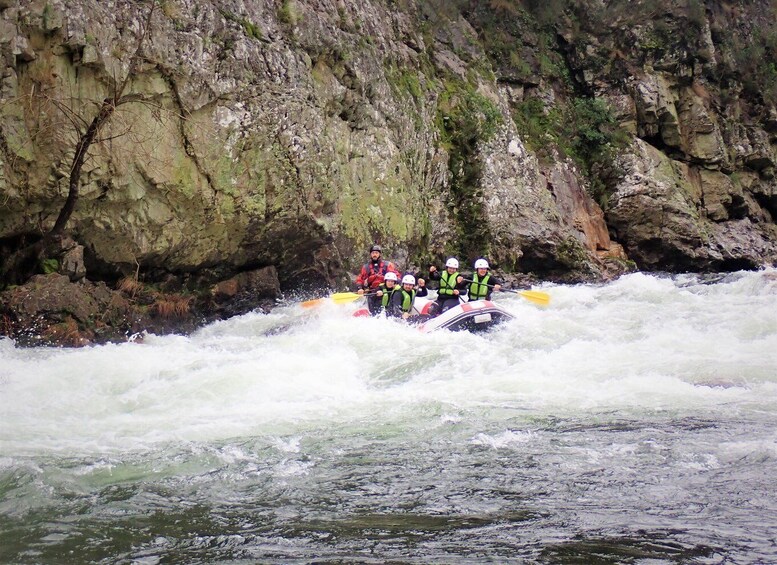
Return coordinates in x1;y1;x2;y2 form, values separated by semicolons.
117;276;143;297
42;316;85;346
151;294;192;318
0;313;15;336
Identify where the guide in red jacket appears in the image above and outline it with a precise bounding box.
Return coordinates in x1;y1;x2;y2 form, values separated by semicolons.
355;245;400;315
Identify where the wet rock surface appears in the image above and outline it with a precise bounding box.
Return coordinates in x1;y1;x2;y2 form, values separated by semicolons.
1;267;282;347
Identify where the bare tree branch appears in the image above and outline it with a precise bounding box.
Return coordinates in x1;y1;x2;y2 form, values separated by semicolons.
48;1;158;239
1;1;160;286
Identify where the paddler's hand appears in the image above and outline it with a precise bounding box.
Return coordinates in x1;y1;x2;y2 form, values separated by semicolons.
453;289;459;296
357;288;365;295
402;312;410;320
429;265;437;274
494;284;502;292
376;290;383;297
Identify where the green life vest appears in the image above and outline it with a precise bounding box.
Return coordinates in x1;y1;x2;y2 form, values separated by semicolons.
469;273;491;300
399;288;416;312
380;283;397;307
439;270;460;296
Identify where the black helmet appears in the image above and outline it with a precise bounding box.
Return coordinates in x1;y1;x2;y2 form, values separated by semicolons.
370;245;382;253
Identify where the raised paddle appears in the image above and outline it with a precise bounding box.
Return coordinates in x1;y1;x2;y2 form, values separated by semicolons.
301;291;376;309
462;279;550;307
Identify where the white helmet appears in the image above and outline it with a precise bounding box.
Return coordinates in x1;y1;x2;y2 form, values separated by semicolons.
474;258;489;269
384;272;398;282
445;257;459;269
401;274;416;286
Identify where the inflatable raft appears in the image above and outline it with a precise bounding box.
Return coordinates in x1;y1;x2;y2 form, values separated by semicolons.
354;296;514;333
413;297;514;333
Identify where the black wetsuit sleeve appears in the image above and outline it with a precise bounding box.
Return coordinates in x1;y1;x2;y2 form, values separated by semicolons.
455;276;470;293
386;290;403;317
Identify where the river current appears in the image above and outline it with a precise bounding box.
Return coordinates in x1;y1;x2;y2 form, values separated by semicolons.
1;270;776;564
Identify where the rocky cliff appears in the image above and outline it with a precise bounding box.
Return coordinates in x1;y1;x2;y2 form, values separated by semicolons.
1;0;776;295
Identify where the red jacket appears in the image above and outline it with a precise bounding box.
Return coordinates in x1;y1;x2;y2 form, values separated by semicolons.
355;260;399;290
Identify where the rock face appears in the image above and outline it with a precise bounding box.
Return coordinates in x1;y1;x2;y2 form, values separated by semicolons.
0;266;282;346
0;0;775;304
608;140;777;270
0;273;139;346
612;71;777;270
558;1;777;270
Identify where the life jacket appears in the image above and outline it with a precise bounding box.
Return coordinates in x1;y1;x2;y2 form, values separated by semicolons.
380;283;397;307
469;273;491;300
399;288;416;312
362;260;394;289
438;270;460;296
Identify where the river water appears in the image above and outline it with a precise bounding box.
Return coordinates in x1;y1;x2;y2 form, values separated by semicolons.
1;270;776;564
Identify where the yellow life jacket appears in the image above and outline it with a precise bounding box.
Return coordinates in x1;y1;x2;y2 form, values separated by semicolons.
439;270;460;296
399;288;416;312
469;273;491;300
380;283;397;307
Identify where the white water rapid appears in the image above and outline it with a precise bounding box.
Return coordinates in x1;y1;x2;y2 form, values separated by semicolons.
1;270;776;563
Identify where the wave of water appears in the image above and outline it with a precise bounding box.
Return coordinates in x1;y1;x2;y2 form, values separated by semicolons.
1;270;776;563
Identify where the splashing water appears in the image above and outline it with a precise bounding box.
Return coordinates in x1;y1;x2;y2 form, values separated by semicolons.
1;270;776;563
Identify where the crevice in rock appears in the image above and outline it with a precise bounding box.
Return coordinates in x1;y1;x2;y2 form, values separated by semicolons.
158;66;219;199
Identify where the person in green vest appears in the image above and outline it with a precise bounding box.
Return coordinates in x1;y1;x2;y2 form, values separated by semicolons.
428;257;468;315
467;258;501;301
375;271;399;313
387;274;417;320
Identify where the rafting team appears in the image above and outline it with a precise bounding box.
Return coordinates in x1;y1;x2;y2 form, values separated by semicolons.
354;244;502;320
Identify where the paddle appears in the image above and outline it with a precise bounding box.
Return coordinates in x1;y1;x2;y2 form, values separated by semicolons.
301;291;376;309
462;279;550;306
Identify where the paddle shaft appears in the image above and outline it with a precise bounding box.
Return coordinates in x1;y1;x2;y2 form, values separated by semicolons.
461;278;506;291
302;290;377;308
462;278;550;305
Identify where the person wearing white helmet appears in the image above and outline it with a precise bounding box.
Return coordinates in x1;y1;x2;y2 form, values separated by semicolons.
387;274;417;319
428;257;468;315
354;244;400;315
467;258;501;301
401;268;428;297
375;271;399;312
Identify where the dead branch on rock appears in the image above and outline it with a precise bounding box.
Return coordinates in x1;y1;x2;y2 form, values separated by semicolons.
1;1;159;288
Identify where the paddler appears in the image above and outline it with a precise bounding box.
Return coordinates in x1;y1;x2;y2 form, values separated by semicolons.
387;274;417;320
428;257;468;315
375;271;399;313
355;244;400;316
467;258;501;301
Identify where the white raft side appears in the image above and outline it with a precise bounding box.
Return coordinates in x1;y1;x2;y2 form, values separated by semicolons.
415;299;514;334
412;296;434;315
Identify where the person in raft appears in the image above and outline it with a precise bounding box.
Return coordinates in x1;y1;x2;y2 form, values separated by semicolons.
467;258;502;301
375;271;399;314
415;275;428;297
386;274;417;320
355;244;400;316
428;257;468;315
406;270;429;297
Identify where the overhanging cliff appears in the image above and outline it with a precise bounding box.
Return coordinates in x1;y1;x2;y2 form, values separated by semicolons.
1;0;775;291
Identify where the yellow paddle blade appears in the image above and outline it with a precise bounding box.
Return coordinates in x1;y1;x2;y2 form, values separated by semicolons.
301;292;365;308
330;292;364;304
518;289;550;306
